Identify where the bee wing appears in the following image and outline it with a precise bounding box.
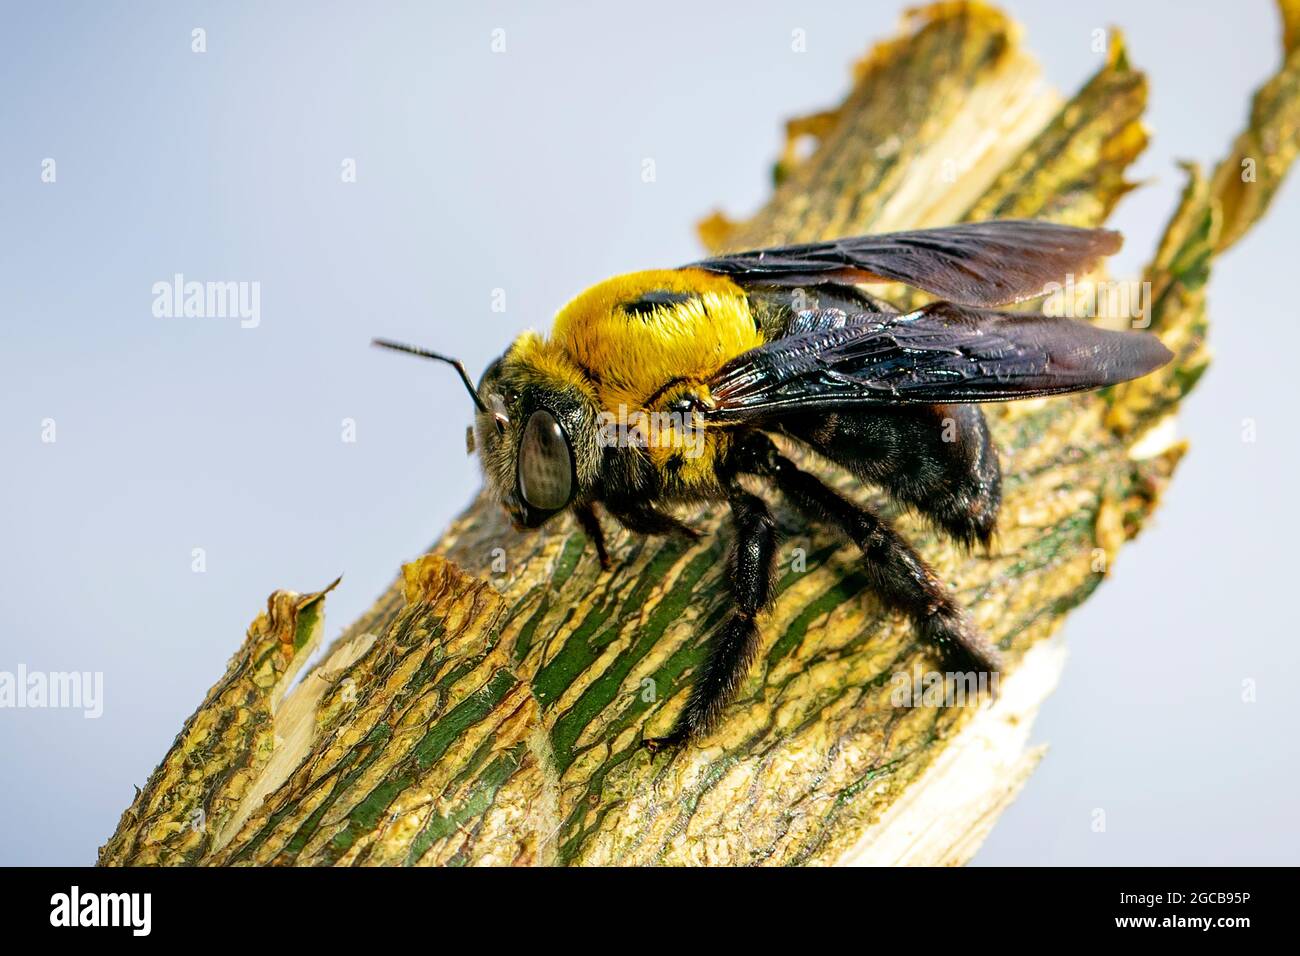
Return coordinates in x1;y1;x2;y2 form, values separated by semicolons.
704;302;1172;421
688;220;1120;308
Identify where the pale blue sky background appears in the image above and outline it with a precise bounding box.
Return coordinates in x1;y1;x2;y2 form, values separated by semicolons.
2;0;1297;865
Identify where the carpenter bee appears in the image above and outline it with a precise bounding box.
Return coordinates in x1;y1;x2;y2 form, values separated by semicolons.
375;220;1171;750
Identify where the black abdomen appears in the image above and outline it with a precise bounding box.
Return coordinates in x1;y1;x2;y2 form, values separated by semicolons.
776;403;1000;548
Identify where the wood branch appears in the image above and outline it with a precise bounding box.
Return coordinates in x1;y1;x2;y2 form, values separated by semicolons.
99;0;1300;867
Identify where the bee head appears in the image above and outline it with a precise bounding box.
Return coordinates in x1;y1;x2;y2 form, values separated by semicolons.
373;335;599;531
472;337;603;529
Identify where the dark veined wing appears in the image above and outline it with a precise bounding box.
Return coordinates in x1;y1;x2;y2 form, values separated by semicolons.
688;220;1121;308
705;302;1173;421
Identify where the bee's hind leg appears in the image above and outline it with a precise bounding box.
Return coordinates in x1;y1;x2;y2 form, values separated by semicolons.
643;486;777;752
741;434;1002;674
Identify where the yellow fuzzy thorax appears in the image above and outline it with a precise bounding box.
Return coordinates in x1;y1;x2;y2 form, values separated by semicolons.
501;268;764;497
549;268;763;411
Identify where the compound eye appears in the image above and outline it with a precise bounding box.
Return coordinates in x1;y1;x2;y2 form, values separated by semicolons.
517;410;573;512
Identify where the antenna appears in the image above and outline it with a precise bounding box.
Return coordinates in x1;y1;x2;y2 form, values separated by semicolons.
371;338;488;414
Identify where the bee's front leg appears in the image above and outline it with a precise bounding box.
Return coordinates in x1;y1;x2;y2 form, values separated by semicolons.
574;503;612;570
606;501;700;542
643;486;776;752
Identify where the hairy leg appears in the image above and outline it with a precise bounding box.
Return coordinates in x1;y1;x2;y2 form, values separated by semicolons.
574;503;611;570
644;486;777;751
740;433;1002;673
606;501;700;541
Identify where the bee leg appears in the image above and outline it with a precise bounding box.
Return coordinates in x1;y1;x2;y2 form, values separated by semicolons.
753;442;1002;674
903;404;1001;552
607;502;700;542
643;487;777;752
575;503;611;570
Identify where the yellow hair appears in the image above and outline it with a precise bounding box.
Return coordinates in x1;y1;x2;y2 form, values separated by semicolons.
503;269;764;498
549;269;763;411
